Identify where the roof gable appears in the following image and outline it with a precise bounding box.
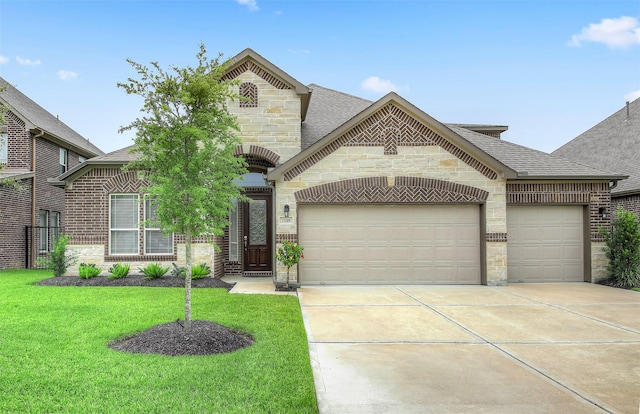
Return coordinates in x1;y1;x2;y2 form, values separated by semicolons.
269;93;509;181
0;77;104;157
224;48;311;121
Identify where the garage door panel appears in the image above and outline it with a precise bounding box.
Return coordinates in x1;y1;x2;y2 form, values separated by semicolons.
299;204;481;284
507;206;583;283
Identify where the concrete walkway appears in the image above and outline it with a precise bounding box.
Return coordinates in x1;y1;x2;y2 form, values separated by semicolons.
298;283;640;414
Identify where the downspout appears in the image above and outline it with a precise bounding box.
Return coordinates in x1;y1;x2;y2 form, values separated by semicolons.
31;129;44;268
31;129;44;228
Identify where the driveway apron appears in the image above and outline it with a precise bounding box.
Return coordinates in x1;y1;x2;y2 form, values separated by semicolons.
298;283;640;414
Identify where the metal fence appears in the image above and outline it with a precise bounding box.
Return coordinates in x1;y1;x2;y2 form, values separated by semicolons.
25;226;63;269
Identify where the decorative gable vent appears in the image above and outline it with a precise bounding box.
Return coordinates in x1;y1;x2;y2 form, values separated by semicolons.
239;82;258;108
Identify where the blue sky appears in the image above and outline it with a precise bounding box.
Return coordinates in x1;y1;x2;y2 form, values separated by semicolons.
1;0;639;154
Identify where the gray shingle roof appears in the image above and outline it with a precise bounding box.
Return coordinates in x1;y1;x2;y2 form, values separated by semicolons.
302;84;372;149
0;77;104;157
552;99;640;195
49;145;136;187
50;79;624;184
449;125;623;179
300;84;621;180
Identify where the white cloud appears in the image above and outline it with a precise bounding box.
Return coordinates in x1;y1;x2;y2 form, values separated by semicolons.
0;56;8;65
16;56;41;66
568;16;640;49
361;76;397;94
235;0;258;12
57;70;78;81
625;89;640;102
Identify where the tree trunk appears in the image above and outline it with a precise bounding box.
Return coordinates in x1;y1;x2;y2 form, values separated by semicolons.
184;228;193;332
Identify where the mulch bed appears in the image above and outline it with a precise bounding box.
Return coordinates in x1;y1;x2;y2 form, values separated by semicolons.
109;320;254;356
36;274;235;290
37;275;252;356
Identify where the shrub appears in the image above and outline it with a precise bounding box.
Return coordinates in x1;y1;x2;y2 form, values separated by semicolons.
37;235;77;277
170;263;211;279
617;267;640;289
599;206;640;288
170;263;186;278
79;263;102;279
191;263;211;279
107;263;130;279
139;263;169;279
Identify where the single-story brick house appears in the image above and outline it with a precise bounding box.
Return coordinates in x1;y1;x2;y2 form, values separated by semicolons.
553;98;640;217
51;49;626;285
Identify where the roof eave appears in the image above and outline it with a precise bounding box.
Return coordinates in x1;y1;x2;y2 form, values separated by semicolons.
510;174;628;181
30;128;102;158
51;159;128;188
1;171;35;181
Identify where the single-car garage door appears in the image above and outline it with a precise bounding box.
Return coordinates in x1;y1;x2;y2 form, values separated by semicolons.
298;204;481;284
507;205;584;283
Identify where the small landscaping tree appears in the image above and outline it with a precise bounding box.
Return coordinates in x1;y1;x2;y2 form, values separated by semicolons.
37;235;77;277
275;241;304;289
118;44;248;331
599;206;640;288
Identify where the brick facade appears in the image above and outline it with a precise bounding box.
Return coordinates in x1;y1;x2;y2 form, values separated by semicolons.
613;194;640;217
0;179;32;268
0;105;97;269
5;111;31;169
64;167;217;274
506;182;611;241
0;109;93;270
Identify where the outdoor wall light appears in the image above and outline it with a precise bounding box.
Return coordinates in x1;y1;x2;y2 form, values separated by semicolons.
284;204;290;217
599;207;607;219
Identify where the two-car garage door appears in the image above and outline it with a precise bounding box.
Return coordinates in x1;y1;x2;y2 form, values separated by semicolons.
298;204;481;284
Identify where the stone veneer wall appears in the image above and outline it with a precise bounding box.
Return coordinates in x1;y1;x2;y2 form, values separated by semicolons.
506;181;612;282
276;144;507;285
231;71;301;164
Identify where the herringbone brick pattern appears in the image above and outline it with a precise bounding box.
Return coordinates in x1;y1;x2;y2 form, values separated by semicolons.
295;176;488;203
284;103;497;180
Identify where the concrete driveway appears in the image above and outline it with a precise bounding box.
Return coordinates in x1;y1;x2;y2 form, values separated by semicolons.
298;283;640;414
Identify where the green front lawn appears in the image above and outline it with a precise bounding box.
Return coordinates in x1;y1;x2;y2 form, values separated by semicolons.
0;270;318;413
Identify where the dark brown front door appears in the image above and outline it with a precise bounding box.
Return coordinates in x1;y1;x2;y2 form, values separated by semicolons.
242;195;272;273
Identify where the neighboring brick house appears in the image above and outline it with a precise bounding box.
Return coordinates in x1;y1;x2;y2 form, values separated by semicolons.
52;49;624;285
0;77;104;269
553;98;640;217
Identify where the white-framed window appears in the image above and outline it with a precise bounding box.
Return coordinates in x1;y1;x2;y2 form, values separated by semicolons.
144;198;173;255
59;148;68;175
0;133;7;164
229;200;239;261
109;194;139;255
39;210;49;252
51;211;61;243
